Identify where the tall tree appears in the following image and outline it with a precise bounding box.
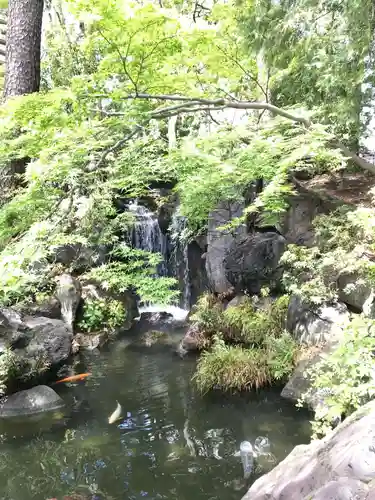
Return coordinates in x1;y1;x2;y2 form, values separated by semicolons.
4;0;43;98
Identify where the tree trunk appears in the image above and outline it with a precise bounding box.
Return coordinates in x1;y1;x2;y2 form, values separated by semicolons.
4;0;43;98
1;0;43;204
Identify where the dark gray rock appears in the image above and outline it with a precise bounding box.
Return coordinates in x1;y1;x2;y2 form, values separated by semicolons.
287;295;350;345
15;296;61;320
283;296;350;408
205;200;246;294
74;332;108;351
55;273;81;330
52;243;107;269
0;385;64;417
281;343;336;410
242;400;375;500
0;309;72;388
178;324;206;354
224;232;286;294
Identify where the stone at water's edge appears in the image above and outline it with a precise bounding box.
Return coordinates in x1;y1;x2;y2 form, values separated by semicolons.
242;400;375;500
55;273;81;330
0;309;72;386
0;385;64;417
224;232;286;295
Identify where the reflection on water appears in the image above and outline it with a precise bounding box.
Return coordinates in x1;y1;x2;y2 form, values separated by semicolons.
0;333;311;500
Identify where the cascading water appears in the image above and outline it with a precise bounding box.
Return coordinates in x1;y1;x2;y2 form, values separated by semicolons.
170;210;191;310
127;200;169;276
127;200;192;312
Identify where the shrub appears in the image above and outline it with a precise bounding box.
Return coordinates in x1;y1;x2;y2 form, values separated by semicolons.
77;298;127;332
188;293;224;338
300;316;375;438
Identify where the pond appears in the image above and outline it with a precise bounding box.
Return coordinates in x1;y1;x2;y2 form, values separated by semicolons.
0;323;311;500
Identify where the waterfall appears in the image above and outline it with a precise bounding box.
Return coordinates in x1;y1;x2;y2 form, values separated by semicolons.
127;200;192;310
127;200;169;276
170;211;191;310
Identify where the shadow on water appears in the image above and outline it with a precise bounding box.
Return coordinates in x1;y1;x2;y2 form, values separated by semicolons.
0;328;312;500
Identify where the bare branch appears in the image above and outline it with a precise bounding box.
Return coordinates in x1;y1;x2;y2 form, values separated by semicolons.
93;124;143;170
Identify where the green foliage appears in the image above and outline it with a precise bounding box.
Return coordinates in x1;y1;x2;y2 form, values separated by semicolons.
0;349;18;396
300;316;375;438
85;245;179;305
193;336;270;393
282;206;375;305
77;298;127;332
239;0;374;145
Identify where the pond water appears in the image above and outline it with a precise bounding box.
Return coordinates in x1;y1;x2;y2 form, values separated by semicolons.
0;325;311;500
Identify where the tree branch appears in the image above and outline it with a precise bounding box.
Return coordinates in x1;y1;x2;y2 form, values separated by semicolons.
91;92;375;174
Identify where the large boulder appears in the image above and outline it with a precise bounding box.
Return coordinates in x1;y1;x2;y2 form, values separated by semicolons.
205;200;246;294
55;273;81;330
282;296;350;408
0;309;72;388
224;232;286;295
286;295;350;345
242;400;375;500
0;385;64;417
337;270;373;312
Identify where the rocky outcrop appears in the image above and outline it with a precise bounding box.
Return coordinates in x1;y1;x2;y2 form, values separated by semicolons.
52;243;107;269
286;295;350;345
0;385;64;417
282;296;350;409
55;273;81;330
243;399;375;500
224;232;286;295
205;201;246;294
0;309;72;385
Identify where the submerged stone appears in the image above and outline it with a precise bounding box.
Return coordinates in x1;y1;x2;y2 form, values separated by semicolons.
0;385;65;417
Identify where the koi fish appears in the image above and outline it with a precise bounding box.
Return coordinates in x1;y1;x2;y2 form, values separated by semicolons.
55;373;91;384
108;401;123;424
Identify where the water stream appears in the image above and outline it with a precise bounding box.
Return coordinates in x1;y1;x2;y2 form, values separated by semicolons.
0;324;311;500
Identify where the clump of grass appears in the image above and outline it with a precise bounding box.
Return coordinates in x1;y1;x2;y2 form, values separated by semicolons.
193;336;270;393
193;332;298;393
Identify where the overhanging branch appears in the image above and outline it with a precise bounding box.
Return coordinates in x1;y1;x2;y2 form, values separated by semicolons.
92;92;375;174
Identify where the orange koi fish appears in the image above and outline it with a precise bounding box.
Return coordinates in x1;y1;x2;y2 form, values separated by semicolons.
55;373;91;384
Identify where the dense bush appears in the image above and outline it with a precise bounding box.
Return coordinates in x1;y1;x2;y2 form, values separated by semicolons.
77;298;127;333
